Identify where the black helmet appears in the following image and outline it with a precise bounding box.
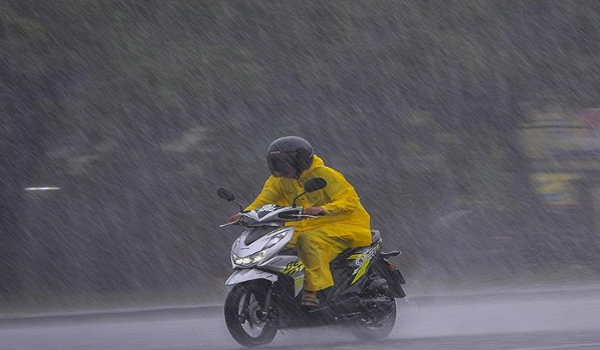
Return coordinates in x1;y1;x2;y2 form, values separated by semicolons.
267;136;314;178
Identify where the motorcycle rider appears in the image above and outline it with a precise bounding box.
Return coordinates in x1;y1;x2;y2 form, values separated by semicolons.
229;136;371;307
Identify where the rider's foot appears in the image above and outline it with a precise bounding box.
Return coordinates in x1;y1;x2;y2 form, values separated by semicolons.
301;290;319;307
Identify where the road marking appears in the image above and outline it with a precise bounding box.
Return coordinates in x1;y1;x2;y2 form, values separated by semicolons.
25;187;61;191
508;343;600;350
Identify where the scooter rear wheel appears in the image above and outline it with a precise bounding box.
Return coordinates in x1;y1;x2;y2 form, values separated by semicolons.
224;282;278;347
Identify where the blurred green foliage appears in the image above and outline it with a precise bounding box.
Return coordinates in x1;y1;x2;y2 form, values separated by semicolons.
1;0;599;301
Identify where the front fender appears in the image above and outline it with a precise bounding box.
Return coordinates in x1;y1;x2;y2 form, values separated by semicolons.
225;268;278;286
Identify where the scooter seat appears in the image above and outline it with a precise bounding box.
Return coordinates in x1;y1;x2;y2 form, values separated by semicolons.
280;230;382;264
331;235;380;265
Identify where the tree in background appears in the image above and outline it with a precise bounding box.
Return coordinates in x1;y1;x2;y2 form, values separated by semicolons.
1;0;599;303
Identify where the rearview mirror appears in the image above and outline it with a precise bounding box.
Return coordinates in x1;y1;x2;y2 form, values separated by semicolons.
304;178;327;192
217;188;235;202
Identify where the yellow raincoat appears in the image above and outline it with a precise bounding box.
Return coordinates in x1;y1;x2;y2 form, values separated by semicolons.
246;155;372;291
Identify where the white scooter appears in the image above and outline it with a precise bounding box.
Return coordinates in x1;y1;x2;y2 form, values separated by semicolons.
218;178;406;347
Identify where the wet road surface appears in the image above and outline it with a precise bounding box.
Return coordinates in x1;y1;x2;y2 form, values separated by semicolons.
2;287;600;350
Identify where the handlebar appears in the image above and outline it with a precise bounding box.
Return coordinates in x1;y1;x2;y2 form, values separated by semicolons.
289;213;321;218
219;208;325;227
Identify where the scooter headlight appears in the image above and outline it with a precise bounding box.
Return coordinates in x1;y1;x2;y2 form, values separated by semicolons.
231;229;288;267
231;249;267;267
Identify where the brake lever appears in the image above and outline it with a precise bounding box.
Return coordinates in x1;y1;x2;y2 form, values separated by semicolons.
219;220;241;228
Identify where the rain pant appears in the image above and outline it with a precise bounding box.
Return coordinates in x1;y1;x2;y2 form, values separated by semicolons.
246;155;371;291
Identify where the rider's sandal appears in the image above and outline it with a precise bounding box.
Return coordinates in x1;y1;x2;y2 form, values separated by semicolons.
301;294;320;307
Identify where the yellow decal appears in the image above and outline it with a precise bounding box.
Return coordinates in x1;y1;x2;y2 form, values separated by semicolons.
351;256;372;284
281;260;304;275
294;276;304;295
350;245;378;284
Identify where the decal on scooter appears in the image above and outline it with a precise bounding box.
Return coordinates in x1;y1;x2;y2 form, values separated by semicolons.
281;259;304;275
293;275;304;296
349;245;378;284
260;204;279;212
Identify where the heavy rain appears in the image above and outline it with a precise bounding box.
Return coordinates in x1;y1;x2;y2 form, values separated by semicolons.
1;1;600;349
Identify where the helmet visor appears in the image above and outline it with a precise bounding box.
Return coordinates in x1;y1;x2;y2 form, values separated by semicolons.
267;151;297;178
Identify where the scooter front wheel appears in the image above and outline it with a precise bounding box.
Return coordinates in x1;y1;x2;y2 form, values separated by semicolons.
224;282;278;347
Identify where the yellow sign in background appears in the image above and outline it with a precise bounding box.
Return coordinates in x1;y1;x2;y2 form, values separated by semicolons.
521;109;600;207
529;173;582;207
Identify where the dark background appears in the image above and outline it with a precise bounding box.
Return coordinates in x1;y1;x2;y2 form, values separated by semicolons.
2;0;600;306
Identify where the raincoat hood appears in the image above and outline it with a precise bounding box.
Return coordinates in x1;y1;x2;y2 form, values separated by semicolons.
298;155;325;182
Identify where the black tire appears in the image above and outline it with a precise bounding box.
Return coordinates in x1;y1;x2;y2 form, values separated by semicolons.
349;298;397;340
224;282;278;347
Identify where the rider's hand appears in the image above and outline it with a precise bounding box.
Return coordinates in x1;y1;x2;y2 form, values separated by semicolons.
229;213;243;223
303;207;325;216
